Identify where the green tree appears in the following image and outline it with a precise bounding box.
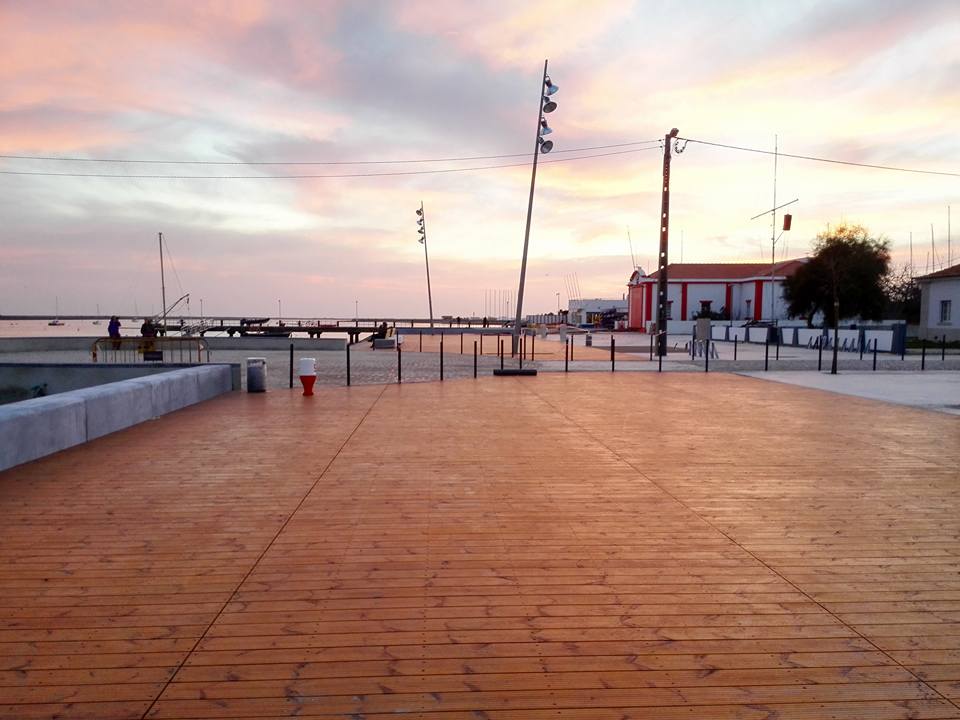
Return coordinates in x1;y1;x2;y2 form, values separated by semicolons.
783;224;890;373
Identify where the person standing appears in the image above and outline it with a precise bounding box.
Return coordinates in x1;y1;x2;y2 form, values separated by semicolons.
108;316;121;350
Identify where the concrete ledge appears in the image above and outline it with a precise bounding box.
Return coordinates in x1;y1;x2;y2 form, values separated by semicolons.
0;395;87;470
0;365;234;471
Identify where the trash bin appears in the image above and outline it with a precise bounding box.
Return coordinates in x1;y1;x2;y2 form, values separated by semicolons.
246;357;266;393
585;333;593;347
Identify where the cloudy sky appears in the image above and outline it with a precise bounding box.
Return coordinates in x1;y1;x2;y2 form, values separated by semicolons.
1;0;957;319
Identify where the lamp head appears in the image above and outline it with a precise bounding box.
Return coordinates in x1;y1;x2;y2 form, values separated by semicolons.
542;97;557;113
540;119;552;136
539;138;554;153
418;226;425;234
415;208;423;216
544;76;559;95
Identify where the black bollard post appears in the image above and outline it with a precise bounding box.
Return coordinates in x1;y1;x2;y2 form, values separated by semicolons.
570;337;574;361
419;331;422;352
764;339;769;372
776;334;780;361
519;336;524;369
649;334;654;361
942;336;947;362
346;343;351;387
460;332;463;355
859;335;864;361
440;335;444;381
565;337;569;372
734;336;738;361
900;333;906;361
922;339;926;370
705;338;709;373
658;337;663;372
289;343;294;389
873;338;878;371
611;337;615;372
818;337;823;372
500;340;504;370
531;334;535;361
397;343;402;384
473;341;478;378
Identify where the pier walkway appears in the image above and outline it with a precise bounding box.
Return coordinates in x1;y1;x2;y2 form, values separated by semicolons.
1;374;958;719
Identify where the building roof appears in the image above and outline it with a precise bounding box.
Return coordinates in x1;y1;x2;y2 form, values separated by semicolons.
636;258;807;282
917;262;960;281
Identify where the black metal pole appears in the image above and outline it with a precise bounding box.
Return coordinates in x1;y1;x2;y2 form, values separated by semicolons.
705;338;709;373
942;336;947;362
480;334;483;356
460;333;463;354
764;339;769;371
519;337;524;369
440;335;444;381
611;337;615;372
565;337;569;372
649;333;654;361
500;340;504;371
289;343;294;388
900;332;906;360
922;339;926;370
397;343;402;384
570;337;573;361
658;337;663;372
419;330;422;352
734;336;738;361
859;334;865;361
346;343;351;386
656;128;679;358
818;337;823;372
531;334;535;360
775;334;780;361
473;341;478;378
873;338;878;371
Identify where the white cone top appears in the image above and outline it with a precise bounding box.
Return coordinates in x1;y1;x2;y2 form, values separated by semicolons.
298;357;317;376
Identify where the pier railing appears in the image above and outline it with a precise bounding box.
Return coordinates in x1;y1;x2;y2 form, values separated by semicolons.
91;337;210;364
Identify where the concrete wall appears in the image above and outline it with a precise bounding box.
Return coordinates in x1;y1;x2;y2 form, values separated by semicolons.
0;363;241;397
0;365;234;471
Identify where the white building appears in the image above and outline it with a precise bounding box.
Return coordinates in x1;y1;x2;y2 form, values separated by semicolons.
917;262;959;341
626;259;808;330
567;298;627;326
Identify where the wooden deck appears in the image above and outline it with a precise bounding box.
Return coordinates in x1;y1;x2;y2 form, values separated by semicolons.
0;374;958;719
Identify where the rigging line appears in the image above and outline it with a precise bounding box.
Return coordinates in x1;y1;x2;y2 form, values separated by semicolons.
0;146;662;180
680;137;960;178
0;140;661;166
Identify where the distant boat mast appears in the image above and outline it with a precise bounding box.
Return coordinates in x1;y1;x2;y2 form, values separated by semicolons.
159;232;167;327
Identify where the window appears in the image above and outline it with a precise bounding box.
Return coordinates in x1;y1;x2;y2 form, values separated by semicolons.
941;300;952;324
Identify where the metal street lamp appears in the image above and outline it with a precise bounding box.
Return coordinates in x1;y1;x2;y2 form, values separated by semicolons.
512;59;558;355
416;202;434;328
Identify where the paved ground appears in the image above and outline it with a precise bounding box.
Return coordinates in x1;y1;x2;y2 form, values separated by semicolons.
741;371;960;415
1;374;958;719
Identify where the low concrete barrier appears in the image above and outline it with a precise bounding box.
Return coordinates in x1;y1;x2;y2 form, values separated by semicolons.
0;365;235;471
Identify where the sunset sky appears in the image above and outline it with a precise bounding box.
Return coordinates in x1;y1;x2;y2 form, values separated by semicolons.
1;0;957;319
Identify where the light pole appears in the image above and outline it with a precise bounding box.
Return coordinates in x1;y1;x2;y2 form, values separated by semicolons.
416;201;434;328
750;199;797;321
655;129;679;358
512;59;558;355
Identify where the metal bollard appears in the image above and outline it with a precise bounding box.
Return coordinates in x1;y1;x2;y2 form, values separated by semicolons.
705;339;709;373
649;334;654;361
500;340;504;370
764;340;769;372
611;337;615;372
460;333;463;355
397;343;402;383
818;337;823;371
440;335;444;381
289;343;294;389
943;336;947;362
346;343;351;386
921;339;926;370
859;336;865;361
531;334;535;360
734;336;738;361
873;338;878;371
473;341;478;378
776;336;780;361
419;331;422;352
565;337;569;372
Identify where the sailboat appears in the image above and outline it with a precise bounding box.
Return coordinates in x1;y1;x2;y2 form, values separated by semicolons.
92;303;101;325
48;297;65;326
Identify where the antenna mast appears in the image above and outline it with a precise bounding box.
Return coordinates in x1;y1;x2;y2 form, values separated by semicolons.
159;232;167;329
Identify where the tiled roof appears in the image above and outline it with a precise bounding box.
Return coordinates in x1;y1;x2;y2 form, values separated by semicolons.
917;262;960;280
642;258;807;281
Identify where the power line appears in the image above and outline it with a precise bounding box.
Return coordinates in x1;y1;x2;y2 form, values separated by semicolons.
0;140;660;166
680;137;960;178
0;146;662;180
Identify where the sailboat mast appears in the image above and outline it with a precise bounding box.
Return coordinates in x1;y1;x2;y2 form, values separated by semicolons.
159;232;167;328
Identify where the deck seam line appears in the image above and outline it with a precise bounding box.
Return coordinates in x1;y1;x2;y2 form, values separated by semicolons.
522;380;960;713
138;384;388;720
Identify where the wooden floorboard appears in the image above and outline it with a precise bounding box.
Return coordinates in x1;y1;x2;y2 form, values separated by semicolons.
0;374;957;719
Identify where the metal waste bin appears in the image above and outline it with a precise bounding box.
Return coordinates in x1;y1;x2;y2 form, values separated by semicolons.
246;357;266;393
585;333;593;347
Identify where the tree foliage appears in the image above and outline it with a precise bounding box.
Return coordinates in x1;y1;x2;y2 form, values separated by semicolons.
783;224;890;327
882;264;921;323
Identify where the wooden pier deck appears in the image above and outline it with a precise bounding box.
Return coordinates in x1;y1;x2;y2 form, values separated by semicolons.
0;374;958;719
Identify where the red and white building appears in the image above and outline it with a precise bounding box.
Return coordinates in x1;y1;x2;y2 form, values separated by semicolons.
627;259;808;330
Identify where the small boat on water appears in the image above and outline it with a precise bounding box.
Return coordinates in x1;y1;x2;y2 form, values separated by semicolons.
48;297;65;326
47;319;65;326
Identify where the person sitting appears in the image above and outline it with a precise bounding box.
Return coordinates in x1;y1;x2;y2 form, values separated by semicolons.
140;318;157;338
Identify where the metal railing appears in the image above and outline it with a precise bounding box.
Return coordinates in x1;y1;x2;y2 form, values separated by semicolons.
91;336;210;364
